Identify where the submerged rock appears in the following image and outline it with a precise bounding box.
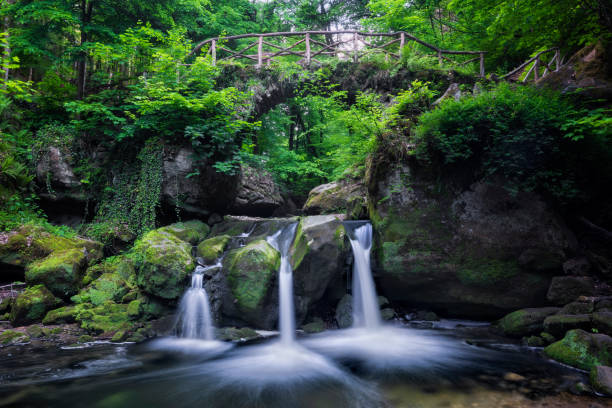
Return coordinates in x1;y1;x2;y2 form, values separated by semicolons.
10;285;62;326
496;307;560;337
132;229;195;300
544;329;612;371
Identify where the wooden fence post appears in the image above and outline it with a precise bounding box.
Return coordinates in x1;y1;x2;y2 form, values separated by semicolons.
534;57;540;81
353;32;358;63
438;49;442;66
257;36;263;68
211;39;216;66
305;33;311;66
399;32;405;59
479;52;485;77
555;48;560;71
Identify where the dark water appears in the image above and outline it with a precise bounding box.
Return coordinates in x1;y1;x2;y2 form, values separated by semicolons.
0;323;604;408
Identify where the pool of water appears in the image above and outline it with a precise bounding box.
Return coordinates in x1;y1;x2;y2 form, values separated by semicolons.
0;324;607;408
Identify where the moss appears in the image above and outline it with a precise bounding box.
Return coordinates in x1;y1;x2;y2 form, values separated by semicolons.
0;225;102;268
197;235;231;263
216;327;260;341
10;284;61;326
111;330;127;342
73;301;133;334
72;272;133;306
382;241;406;275
81;256;135;287
0;330;29;345
131;229;195;300
127;300;141;318
302;318;326;333
226;239;279;317
289;220;308;270
158;220;210;245
456;258;520;286
43;306;76;325
78;335;93;343
25;324;44;338
25;248;89;299
496;307;560;337
544;329;612;371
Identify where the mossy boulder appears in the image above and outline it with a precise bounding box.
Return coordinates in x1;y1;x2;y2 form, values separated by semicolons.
546;276;596;305
197;235;231;263
0;225;102;268
43;306;76;325
83;221;136;253
157;220;210;245
216;327;260;342
367;162;574;319
81;255;135;287
303;178;367;218
0;330;29;346
72;272;133;306
544;329;612;371
496;307;561;337
132;229;195;300
302;318;326;334
10;284;62;326
290;215;348;324
73;301;134;335
25;248;88;299
222;239;280;328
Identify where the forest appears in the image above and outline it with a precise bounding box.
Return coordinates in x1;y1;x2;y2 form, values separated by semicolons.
0;1;611;407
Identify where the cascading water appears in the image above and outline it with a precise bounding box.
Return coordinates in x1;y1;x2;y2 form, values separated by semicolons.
344;221;380;329
174;263;219;340
267;223;298;345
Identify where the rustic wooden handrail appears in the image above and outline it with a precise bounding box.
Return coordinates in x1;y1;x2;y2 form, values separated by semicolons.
501;47;562;82
0;282;26;300
190;30;488;76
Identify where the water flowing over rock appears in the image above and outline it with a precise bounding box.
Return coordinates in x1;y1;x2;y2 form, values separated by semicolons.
174;265;217;340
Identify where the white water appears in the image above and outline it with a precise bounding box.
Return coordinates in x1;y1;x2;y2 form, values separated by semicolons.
175;264;219;340
267;223;298;345
346;222;381;328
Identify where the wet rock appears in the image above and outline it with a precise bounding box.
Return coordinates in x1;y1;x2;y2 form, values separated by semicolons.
132;229;195;300
43;306;76;325
197;235;231;264
593;312;612;336
10;285;62;326
303;178;367;218
590;365;612;395
0;330;29;346
72;272;133;306
518;248;566;271
544;329;612;371
543;314;592;337
560;299;594;315
302;318;326;333
25;248;89;299
157;220;209;245
547;276;596;305
335;294;353;329
290;215;348;323
540;332;556;345
221;240;280;329
523;335;544;347
563;257;591;276
570;381;594;395
503;372;526;382
216;327;260;342
413;310;440;321
496;307;560;337
25;324;44;338
381;308;396;321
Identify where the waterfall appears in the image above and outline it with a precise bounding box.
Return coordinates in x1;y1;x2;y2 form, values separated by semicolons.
344;221;381;329
175;263;218;340
267;223;298;345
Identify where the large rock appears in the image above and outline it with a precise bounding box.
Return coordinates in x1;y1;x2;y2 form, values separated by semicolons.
162;148;283;217
591;366;612;395
10;284;62;326
496;307;560;337
230;165;284;216
544;329;612;371
197;235;231;264
303;178;367;218
35;146;82;194
543;314;593;337
157;220;209;245
547;276;596;305
221;239;280;328
25;248;89;299
132;229;195;300
0;225;103;268
367;164;575;318
290;215;348;323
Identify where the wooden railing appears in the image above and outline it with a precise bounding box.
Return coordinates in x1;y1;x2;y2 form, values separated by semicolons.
501;47;562;82
190;31;487;76
0;283;26;301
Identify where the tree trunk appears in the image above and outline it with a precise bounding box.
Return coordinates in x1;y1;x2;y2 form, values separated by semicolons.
2;0;13;89
77;0;93;99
